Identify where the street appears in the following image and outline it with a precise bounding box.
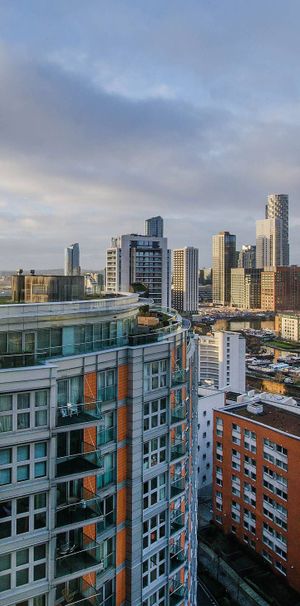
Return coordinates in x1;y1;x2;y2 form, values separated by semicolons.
197;579;219;606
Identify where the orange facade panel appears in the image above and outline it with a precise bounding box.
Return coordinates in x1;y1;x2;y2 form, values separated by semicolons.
117;487;127;525
116;528;126;568
84;371;97;402
116;568;126;606
117;446;127;483
118;406;127;442
118;365;128;401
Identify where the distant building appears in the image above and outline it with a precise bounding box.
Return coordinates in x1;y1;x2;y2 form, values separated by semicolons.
198;331;245;393
238;244;256;269
172;247;199;313
84;272;105;296
276;312;300;342
144;215;164;238
64;242;80;276
213;392;300;592
231;268;261;309
12;272;84;303
266;194;289;266
106;233;171;306
199;267;212;285
261;266;300;311
198;284;212;304
212;232;236;305
256;218;282;268
197;387;225;495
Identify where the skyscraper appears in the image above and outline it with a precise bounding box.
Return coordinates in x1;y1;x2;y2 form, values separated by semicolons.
0;292;198;606
144;216;164;238
238;244;256;269
266;194;289;265
256;218;282;268
64;243;80;276
106;232;171;306
172;247;199;313
212;232;236;305
231;268;262;309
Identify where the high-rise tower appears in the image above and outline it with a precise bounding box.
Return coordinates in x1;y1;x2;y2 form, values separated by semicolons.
172;247;199;313
266;194;289;265
256;218;282;268
64;243;80;276
144;216;164;238
212;232;236;305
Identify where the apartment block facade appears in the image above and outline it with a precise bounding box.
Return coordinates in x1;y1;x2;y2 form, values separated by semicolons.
0;294;198;606
230;268;261;309
212;399;300;592
198;331;245;393
261;266;300;311
172;248;199;313
212;232;236;306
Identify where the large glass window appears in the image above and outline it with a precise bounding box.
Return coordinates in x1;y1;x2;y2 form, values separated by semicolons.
143;436;167;470
57;376;83;413
0;443;48;486
143;473;166;510
97;369;116;402
144;360;168;392
0;544;47;594
144;397;167;431
142;548;166;589
0;492;47;540
143;511;166;550
0;391;48;433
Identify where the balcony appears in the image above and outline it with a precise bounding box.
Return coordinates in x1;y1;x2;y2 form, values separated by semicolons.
171;369;186;386
169;547;185;573
56;577;114;606
171;406;187;424
170;512;185;535
57;401;104;428
56;443;104;479
56;487;104;528
56;535;113;578
169;581;185;606
171;443;187;462
170;478;186;498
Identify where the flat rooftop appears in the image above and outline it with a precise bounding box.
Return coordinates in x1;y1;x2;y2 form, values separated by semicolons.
226;402;300;438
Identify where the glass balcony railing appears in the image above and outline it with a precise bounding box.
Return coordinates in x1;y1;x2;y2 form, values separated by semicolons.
170;443;187;461
171;369;186;386
169;581;185;606
56;487;103;528
170;478;186;498
56;535;114;578
169;547;186;572
56;577;114;606
57;401;104;427
171;406;187;424
56;443;104;478
170;512;185;535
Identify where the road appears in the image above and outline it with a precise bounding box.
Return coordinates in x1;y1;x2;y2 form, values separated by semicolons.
197;579;219;606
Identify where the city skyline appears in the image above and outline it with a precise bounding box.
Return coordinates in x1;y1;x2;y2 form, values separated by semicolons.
1;2;300;268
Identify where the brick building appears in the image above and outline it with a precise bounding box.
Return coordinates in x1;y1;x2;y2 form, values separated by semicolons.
212;396;300;592
261;265;300;311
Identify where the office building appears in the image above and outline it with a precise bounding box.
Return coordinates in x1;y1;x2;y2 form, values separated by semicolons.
144;216;164;238
230;268;261;309
213;393;300;592
212;232;236;305
172;247;199;313
238;245;256;269
256;219;282;268
106;233;171;307
198;331;246;393
12;272;85;303
64;243;80;276
261;266;300;311
266;194;289;266
275;313;300;342
0;293;198;606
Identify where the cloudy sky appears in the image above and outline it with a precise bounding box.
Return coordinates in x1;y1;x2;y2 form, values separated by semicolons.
0;0;300;269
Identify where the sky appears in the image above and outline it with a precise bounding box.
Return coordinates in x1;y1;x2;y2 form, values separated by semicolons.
0;0;300;269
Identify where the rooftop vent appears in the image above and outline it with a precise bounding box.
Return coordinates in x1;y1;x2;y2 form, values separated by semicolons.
247;402;264;415
30;269;35;275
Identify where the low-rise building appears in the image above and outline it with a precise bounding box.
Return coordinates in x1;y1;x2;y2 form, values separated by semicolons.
275;313;300;342
212;393;300;592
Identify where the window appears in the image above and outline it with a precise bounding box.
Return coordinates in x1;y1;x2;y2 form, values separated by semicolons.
142;548;166;588
0;443;47;486
143;511;166;550
0;492;47;540
0;391;48;433
275;561;286;575
143;436;167;470
0;544;47;594
143;586;166;606
58;376;83;409
144;397;167;431
97;369;116;402
143;474;166;510
144;360;168;392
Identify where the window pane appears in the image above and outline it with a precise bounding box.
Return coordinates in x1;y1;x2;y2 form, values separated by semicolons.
17;445;29;462
7;332;22;353
0;395;12;412
17;413;30;430
17;498;30;514
0;416;12;433
35;462;46;478
34;512;46;529
35;391;48;407
0;574;10;592
0;520;11;539
0;448;11;465
17;394;30;409
35;443;46;458
34;544;46;560
16;569;29;586
0;469;11;485
17;465;30;481
35;411;47;427
34;563;46;581
0;553;10;571
17;517;29;534
34;493;46;509
17;549;29;566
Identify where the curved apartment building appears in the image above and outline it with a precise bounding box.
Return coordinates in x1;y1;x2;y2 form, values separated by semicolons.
0;293;198;606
